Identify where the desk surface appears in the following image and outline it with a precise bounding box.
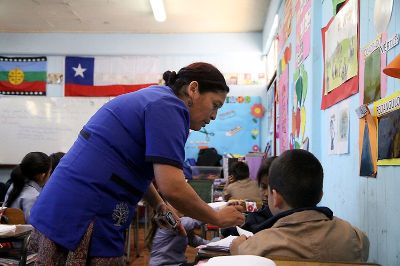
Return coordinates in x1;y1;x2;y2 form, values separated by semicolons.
196;249;380;266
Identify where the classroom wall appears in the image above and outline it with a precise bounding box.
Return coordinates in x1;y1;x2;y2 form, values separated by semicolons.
270;0;400;265
0;32;268;179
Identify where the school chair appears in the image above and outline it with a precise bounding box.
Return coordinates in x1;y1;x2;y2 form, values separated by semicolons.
0;208;35;265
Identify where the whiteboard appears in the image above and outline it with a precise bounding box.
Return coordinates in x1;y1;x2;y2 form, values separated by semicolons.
0;96;110;164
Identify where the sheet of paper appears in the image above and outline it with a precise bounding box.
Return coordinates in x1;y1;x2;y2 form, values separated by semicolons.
236;226;254;237
205;235;238;248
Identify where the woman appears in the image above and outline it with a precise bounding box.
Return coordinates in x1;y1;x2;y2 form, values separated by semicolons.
2;152;51;223
30;62;245;264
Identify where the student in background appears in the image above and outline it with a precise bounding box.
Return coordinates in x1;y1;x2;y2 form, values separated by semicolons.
49;152;65;175
223;161;261;203
230;149;370;262
2;152;51;223
147;203;209;266
221;156;276;237
29;62;244;265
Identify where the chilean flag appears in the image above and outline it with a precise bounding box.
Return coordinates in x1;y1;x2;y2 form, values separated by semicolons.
65;56;157;96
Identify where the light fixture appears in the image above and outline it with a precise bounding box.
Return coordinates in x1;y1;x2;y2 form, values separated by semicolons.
150;0;166;22
383;53;400;79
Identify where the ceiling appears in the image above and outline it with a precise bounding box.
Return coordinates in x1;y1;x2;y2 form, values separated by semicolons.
0;0;270;34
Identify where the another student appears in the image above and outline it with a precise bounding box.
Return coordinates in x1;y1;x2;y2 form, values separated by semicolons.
223;161;261;203
221;156;276;237
231;149;370;262
147;203;209;266
2;152;51;223
49;152;65;175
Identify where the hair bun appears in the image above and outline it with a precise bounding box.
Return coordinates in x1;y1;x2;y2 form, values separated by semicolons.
163;71;178;86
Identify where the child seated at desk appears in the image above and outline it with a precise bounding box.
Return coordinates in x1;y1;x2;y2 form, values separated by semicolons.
230;149;369;262
223;161;261;203
147;203;210;266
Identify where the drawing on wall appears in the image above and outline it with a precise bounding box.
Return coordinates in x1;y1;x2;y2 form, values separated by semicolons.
358;108;377;177
291;64;308;150
373;0;393;34
373;91;400;165
185;96;262;160
265;85;276;157
278;0;293;52
359;33;388;105
324;0;358;93
332;0;346;15
321;0;359;110
278;66;289;154
328;99;349;155
295;0;311;67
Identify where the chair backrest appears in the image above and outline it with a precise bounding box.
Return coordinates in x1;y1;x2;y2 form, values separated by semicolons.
0;208;26;224
187;179;214;203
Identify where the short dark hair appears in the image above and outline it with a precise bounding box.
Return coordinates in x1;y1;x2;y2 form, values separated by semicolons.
229;161;249;181
268;150;323;208
163;62;229;97
256;156;277;186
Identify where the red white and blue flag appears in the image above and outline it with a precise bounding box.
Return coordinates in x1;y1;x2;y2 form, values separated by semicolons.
65;56;157;96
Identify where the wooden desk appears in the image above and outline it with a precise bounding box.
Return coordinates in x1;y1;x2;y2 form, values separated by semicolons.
0;225;33;266
195;249;381;266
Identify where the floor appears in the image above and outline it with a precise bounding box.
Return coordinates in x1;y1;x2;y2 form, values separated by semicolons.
127;224;198;266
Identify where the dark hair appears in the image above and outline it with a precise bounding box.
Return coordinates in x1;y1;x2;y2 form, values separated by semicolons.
256;156;277;186
5;152;51;207
268;149;323;208
229;161;249;181
163;62;229;97
49;152;65;174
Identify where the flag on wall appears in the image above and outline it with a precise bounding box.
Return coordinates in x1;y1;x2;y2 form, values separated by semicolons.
65;56;157;96
0;56;47;95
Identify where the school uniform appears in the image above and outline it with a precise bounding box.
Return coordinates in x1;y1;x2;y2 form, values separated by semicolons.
223;178;261;202
30;85;189;257
149;217;209;266
237;209;370;262
2;180;42;223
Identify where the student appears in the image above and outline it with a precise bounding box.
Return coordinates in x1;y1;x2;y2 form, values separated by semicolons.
49;152;65;175
29;62;245;265
2;152;51;223
221;156;276;237
223;161;261;203
230;149;370;262
147;203;209;266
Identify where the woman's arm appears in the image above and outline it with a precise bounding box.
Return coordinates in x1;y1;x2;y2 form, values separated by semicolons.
153;164;245;228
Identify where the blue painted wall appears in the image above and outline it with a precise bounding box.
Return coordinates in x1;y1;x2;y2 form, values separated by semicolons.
270;0;400;264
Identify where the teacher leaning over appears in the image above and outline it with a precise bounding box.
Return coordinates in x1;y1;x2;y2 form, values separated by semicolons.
29;62;245;265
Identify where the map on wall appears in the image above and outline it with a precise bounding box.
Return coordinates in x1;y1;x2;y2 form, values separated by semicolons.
185;96;262;160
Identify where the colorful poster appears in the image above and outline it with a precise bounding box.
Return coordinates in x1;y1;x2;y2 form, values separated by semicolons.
358;108;377;177
0;56;47;95
373;91;400;165
278;0;293;52
359;33;388;105
328;99;350;155
278;67;289;154
265;84;276;157
185;96;262;160
291;64;308;150
321;0;359;109
295;0;311;67
65;56;157;96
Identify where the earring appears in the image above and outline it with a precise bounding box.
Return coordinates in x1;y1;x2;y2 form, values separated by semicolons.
188;99;193;107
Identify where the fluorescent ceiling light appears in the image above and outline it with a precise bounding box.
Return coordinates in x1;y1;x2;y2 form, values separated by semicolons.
150;0;166;22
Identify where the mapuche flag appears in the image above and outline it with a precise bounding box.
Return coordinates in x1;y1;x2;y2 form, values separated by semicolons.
65;56;157;96
0;56;47;95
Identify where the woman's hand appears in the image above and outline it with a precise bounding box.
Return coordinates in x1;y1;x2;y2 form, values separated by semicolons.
156;203;187;236
214;205;245;228
230;235;247;255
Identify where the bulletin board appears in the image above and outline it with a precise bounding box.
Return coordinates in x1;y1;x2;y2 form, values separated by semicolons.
0;96;109;164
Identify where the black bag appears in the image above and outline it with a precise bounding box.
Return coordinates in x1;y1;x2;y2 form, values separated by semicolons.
196;148;222;166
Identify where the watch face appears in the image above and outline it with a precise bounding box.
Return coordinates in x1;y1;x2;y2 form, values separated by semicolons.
165;211;177;228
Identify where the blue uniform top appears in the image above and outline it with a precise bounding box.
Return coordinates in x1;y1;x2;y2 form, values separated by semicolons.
30;86;189;257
